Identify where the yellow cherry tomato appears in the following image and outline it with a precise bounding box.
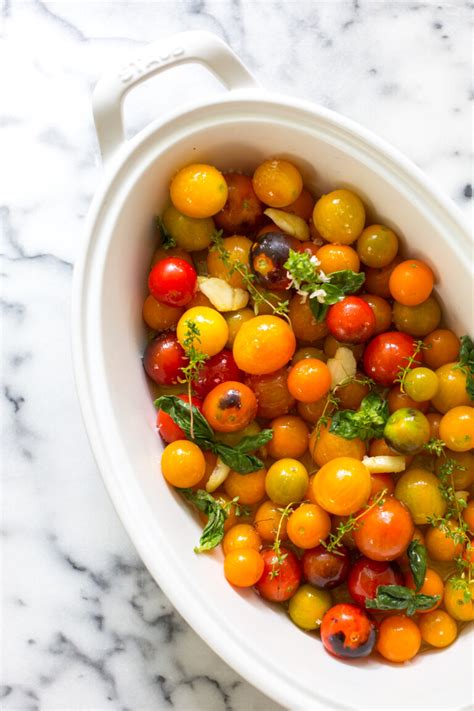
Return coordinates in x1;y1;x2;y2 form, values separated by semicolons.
252;159;303;207
224;468;267;505
403;367;439;402
222;524;261;555
224;308;255;347
312;189;365;244
224;549;265;587
312;457;371;516
431;362;473;414
265;458;309;506
394;468;446;524
160;440;205;487
170;163;228;218
288;584;332;630
233;315;296;375
177;306;228;356
439;406;474;452
142;295;183;331
443;577;474;621
162;204;215;251
419;610;457;648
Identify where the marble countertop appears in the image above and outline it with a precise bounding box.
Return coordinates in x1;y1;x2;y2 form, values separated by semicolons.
1;1;472;709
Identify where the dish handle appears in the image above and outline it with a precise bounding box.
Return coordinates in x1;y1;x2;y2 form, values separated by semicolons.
92;30;257;166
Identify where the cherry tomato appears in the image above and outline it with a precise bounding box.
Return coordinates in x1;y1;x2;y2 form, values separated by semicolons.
289;294;329;343
192;349;243;398
439;406;474;452
387;386;429;414
403;367;439;402
148;257;197;307
287;358;332;403
337;376;370;410
207;235;252;289
251;232;299;290
265;458;309;506
320;603;376;658
383;407;430;454
302;545;350;589
177;306;229;357
214;172;263;234
160;440;206;487
405;568;443;611
252;159;303;208
370;473;395;497
313;457;371;515
282;187;315;221
268;415;309;459
327;296;376;344
222;524;261;555
233;315;296;375
254;501;288;543
463;500;474;534
297;398;326;425
142;295;184;331
389;259;434;306
143;332;188;385
395;468;446;525
360;294;392;335
419;610;458;648
202;381;257;433
363;331;422;386
150;245;193;268
161;204;215;251
357;224;399;268
364;256;402;298
348;558;403;607
288;584;332;630
287;503;331;549
245;368;295;419
224;468;266;506
431;362;473;413
310;423;366;468
324;334;364;360
170;163;228;218
423;329;460;369
156;394;202;443
353;496;414;561
224;308;255;347
316;244;360;273
443;577;474;621
425;520;464;562
313;189;366;245
426;412;442;439
256;548;302;602
224;549;265;587
392;296;441;338
376;615;421;662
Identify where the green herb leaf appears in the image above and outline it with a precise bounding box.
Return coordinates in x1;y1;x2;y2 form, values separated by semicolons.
366;585;440;616
329;393;389;441
155;395;271;473
456;335;474;399
180;488;227;553
407;540;427;592
156;215;176;249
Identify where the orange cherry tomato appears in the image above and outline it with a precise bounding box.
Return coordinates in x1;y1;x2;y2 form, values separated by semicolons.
202;381;257;433
142;295;184;331
316;244;360;274
439;406;474;452
419;610;458;648
310;422;366;467
463;500;474;534
222;524;262;555
287;503;331;549
405;568;443;612
364;256;403;299
312;457;371;516
233;315;296;375
336;377;370;410
287;359;331;403
224;468;266;505
281;187;314;220
387;386;429;414
426;412;442;439
423;329;460;369
224;548;265;587
360;294;393;335
254;500;289;542
267;415;309;459
376;615;421;662
207;235;252;289
297;398;327;425
370;473;395;497
425;520;464;561
289;294;329;343
214;172;263;234
388;259;434;306
353;496;415;561
252;159;303;207
170;163;228;218
160;440;206;487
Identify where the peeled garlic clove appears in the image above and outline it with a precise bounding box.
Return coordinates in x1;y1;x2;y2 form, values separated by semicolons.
206;457;231;493
264;208;310;242
362;455;406;474
327;347;357;388
197;276;249;312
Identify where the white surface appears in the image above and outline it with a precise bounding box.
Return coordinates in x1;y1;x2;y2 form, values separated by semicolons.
1;2;472;710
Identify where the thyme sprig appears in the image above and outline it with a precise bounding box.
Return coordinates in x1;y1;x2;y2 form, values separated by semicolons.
322;488;387;554
394;340;427;392
179;321;209;438
423;438;446;457
270;502;298;578
455;334;474;399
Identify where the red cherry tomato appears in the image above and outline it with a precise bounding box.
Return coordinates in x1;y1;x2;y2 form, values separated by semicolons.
326;296;376;344
193;349;243;398
363;331;422;386
348;557;403;607
143;332;188;385
156;394;202;443
302;545;350;589
255;548;302;602
320;603;376;658
148;257;197;307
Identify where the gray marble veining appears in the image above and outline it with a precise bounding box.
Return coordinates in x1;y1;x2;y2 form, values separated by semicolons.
1;1;472;709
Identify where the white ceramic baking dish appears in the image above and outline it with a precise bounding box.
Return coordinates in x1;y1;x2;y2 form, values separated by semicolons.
72;31;473;711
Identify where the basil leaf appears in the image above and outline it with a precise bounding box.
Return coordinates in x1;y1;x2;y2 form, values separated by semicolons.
180;488;227;553
154;395;214;442
309;299;329;322
328;269;366;295
457;335;474;400
213;443;265;474
156;215;176;249
366;584;440;616
234;429;273;453
330;394;388;441
407;540;427;592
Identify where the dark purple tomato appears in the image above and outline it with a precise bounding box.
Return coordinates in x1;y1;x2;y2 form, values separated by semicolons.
302;545;350;589
348;557;403;608
193;349;243;398
251;232;299;290
320;603;376;658
148;257;197;307
255;548;302;602
326;296;376;344
143;332;188;385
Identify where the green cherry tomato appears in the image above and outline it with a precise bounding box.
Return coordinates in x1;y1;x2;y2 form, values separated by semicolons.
404;367;439;402
162;204;215;251
356;224;399;268
288;584;332;630
265;458;309;506
392;296;441;337
384;407;430;454
395;468;447;524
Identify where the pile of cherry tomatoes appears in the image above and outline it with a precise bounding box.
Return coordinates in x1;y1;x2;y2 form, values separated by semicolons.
142;158;474;663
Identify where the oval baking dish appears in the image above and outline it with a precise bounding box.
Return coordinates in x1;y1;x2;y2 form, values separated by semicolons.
72;31;472;710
